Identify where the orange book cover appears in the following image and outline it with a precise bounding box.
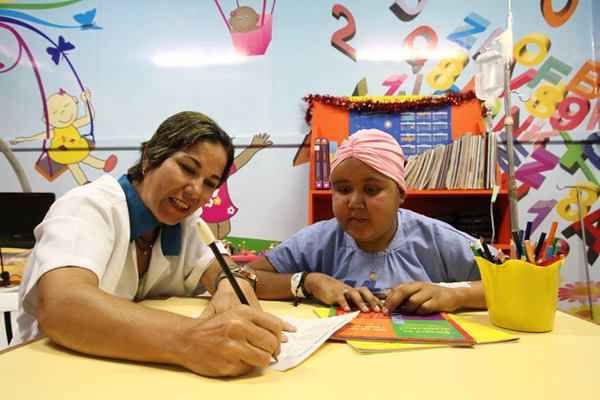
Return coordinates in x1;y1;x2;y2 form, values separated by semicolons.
327;307;475;346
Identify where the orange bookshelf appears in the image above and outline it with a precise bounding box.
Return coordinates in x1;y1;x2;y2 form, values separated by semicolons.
307;99;511;251
308;188;510;251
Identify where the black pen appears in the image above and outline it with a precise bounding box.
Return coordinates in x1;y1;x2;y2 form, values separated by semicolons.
480;238;495;263
512;231;523;259
534;232;547;261
196;219;249;305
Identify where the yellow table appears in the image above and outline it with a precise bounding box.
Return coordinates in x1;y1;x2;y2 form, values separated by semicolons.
1;297;599;399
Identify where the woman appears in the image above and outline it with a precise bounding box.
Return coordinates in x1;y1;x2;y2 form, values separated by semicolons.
16;111;293;377
251;129;487;315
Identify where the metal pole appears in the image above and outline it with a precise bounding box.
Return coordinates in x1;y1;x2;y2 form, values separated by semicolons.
575;188;594;321
503;0;519;234
503;61;519;233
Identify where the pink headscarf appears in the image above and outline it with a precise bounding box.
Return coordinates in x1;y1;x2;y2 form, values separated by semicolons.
330;129;407;194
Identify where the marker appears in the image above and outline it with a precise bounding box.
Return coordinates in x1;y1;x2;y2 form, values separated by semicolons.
524;240;535;264
480;238;495;263
539;221;558;262
470;242;483;258
496;250;507;263
524;221;532;241
512;231;523;259
509;239;517;260
534;232;547;261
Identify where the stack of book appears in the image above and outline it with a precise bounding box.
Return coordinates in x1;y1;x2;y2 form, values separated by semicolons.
313;137;337;190
315;307;518;353
404;132;498;190
438;212;494;243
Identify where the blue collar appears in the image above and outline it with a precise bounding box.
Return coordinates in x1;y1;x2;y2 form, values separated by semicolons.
118;175;181;256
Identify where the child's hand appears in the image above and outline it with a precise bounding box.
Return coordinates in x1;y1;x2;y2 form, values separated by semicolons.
383;282;462;315
304;273;382;313
250;132;272;148
80;88;91;102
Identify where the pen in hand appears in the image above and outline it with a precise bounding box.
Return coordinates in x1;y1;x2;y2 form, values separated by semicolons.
196;219;249;305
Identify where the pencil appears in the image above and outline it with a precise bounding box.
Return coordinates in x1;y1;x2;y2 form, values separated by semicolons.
196;220;249;305
497;250;507;263
510;239;517;260
512;231;523;259
524;240;535;264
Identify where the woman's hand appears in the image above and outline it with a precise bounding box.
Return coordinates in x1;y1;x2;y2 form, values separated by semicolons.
175;305;296;377
304;273;382;312
383;282;463;315
207;278;261;316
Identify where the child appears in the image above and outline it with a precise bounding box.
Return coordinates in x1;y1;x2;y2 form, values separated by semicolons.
251;129;487;315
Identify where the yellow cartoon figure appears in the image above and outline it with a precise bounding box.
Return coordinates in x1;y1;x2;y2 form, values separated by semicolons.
200;132;272;239
11;88;117;185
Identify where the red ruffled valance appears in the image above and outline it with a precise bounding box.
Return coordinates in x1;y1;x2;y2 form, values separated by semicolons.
303;91;478;125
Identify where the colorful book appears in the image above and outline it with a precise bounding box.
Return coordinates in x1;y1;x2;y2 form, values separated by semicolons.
320;137;331;190
345;314;519;353
318;307;476;346
314;139;323;189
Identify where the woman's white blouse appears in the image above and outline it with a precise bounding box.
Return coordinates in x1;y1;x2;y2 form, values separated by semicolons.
16;175;220;343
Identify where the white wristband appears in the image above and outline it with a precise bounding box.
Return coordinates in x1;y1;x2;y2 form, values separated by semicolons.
290;272;306;298
435;281;472;288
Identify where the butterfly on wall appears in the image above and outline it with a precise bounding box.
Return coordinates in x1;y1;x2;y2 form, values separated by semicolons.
46;36;76;65
73;8;101;30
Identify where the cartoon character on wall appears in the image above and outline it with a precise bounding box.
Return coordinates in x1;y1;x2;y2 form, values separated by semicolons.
214;0;275;56
229;6;259;32
10;88;117;186
200;132;272;239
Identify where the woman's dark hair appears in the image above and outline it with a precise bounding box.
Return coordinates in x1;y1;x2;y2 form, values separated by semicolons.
128;111;234;187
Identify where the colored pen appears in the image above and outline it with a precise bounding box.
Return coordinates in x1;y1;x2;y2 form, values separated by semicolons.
534;232;547;261
509;239;517;260
538;255;564;267
496;250;507;263
524;221;533;241
470;241;484;258
512;231;523;260
524;240;535;264
539;221;558;262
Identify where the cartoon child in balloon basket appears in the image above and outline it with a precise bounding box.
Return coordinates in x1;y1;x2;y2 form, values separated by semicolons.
200;132;272;239
229;5;260;32
11;88;117;185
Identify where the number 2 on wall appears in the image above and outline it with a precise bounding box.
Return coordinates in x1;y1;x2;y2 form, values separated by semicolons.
331;4;357;62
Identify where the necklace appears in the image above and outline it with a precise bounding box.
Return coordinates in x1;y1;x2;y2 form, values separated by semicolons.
368;253;387;286
369;270;378;284
135;235;155;257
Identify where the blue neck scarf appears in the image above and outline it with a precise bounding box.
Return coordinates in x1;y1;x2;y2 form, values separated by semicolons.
118;175;181;256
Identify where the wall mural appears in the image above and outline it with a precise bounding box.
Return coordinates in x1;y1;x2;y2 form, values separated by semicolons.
214;0;275;56
1;1;117;186
0;0;598;322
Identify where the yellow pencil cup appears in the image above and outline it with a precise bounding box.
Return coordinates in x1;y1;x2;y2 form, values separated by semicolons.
476;256;563;332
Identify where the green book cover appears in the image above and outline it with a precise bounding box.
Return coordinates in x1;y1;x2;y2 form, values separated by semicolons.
324;307;475;345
